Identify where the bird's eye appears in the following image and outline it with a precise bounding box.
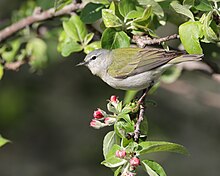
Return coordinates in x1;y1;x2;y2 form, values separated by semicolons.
91;55;97;60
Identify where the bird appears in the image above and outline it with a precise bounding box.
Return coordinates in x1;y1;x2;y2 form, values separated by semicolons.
77;47;203;90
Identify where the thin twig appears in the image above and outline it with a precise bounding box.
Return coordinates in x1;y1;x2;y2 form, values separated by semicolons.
0;3;83;42
132;34;179;48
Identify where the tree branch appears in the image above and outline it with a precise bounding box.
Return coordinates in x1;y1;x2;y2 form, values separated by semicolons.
0;3;83;42
132;34;179;48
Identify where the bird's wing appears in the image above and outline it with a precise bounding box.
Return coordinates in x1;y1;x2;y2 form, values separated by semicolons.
108;47;181;79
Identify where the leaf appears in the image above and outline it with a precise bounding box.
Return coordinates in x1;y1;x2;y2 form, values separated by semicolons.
102;9;123;28
179;21;203;54
183;0;195;8
123;90;138;104
0;64;4;80
63;15;87;42
137;0;164;19
54;0;72;11
161;66;182;84
61;39;83;57
114;118;134;138
0;135;10;147
170;1;194;21
101;144;127;168
114;166;122;176
101;28;130;49
119;0;136;17
90;0;110;5
2;39;21;62
103;131;120;159
26;38;48;69
138;141;188;155
84;41;101;54
142;160;167;176
194;0;213;11
84;33;94;45
80;2;105;24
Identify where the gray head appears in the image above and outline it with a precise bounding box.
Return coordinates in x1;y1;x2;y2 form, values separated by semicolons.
78;49;111;76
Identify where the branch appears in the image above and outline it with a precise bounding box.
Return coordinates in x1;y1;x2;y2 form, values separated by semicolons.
132;34;179;48
0;3;83;42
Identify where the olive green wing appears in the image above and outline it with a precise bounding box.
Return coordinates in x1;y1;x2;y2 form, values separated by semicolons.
108;47;181;79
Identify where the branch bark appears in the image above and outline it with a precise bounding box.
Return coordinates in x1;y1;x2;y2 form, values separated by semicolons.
0;3;83;42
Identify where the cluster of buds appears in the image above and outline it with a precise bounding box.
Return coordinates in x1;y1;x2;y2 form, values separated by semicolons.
89;95;119;129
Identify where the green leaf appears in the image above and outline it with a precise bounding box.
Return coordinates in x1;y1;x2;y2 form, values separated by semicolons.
80;3;105;24
123;90;138;104
200;12;218;42
102;9;123;28
137;0;164;19
84;41;101;54
0;64;4;80
161;66;182;84
114;118;134;138
0;135;10;147
183;0;195;8
61;39;83;57
114;166;122;176
101;144;127;168
170;1;194;21
101;28;130;49
63;15;87;42
142;160;167;176
179;21;203;54
119;0;136;17
84;33;94;45
2;39;21;62
103;131;120;159
194;0;213;11
54;0;72;11
90;0;110;5
26;38;48;69
138;141;188;155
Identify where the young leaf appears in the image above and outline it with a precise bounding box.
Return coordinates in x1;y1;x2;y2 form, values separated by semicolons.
63;15;87;42
101;28;130;49
102;9;123;28
179;21;203;54
103;131;120;159
84;41;101;54
0;135;10;147
119;0;136;17
183;0;195;8
26;38;48;69
0;64;3;80
2;39;21;62
161;66;182;84
84;33;94;46
114;166;122;176
123;90;138;104
142;160;167;176
170;1;194;21
138;141;188;155
101;144;127;168
61;39;83;57
54;0;72;11
137;0;164;19
80;3;105;24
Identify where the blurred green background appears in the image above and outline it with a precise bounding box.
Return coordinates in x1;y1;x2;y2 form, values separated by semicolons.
0;1;220;176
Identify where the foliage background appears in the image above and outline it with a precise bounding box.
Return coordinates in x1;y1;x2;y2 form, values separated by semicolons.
0;0;220;176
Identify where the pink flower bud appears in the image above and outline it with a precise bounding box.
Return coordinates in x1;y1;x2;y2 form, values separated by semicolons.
104;117;116;125
129;157;140;167
89;119;103;129
93;109;104;119
110;95;118;102
115;150;126;158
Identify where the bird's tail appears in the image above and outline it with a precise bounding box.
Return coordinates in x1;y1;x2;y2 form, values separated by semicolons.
168;54;203;64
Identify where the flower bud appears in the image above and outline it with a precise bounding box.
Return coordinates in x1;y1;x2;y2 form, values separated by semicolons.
129;157;140;167
93;108;104;119
90;119;104;129
110;95;118;103
115;150;126;158
104;117;116;125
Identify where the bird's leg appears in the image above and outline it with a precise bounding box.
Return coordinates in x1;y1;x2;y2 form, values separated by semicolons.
133;83;154;142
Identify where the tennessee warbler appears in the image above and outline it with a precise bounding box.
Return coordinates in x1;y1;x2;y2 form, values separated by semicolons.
78;47;203;90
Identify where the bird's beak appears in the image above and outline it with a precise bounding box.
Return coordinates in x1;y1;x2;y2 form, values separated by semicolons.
76;61;87;66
